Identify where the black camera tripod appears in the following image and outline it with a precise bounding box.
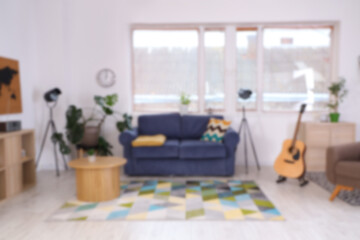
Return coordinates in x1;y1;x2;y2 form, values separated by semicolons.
36;100;68;176
238;106;261;174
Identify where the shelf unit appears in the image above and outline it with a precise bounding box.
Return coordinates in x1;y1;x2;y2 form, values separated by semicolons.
0;129;36;201
299;122;356;171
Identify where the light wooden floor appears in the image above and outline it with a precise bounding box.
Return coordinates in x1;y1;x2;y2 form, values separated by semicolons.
0;166;360;240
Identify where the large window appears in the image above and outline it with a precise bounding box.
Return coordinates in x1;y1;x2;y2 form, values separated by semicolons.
236;28;258;110
133;30;199;111
262;27;332;111
132;24;335;112
204;29;225;110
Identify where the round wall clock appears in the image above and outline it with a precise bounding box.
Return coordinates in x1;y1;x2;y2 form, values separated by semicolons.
96;68;116;88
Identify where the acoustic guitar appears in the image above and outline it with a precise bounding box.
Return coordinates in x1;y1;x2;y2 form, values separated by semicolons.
274;104;308;185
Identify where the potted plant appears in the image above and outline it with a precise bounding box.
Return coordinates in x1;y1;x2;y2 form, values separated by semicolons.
87;149;96;163
180;92;191;114
80;94;119;147
327;78;348;123
52;93;133;156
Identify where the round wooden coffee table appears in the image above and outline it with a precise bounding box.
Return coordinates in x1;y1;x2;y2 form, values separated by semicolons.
68;157;127;202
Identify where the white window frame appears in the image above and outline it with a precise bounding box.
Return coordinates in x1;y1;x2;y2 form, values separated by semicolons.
130;22;339;114
259;24;337;113
235;26;261;112
130;27;201;113
203;27;227;113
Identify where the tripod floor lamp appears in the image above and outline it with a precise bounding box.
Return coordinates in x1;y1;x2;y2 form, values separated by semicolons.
36;88;68;176
238;89;261;174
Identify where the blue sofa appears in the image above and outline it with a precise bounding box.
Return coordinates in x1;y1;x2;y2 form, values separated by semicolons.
119;113;239;176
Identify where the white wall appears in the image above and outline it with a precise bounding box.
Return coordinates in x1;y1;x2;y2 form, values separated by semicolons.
32;0;71;170
0;0;38;129
22;0;360;169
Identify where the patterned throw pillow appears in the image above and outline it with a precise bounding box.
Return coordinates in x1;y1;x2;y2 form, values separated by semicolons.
201;118;231;143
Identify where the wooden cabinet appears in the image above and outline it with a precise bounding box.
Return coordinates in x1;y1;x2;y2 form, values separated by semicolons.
299;122;356;171
0;129;36;201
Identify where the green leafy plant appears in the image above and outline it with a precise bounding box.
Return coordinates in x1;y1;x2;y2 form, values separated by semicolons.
87;149;95;156
116;113;133;133
180;92;191;105
65;105;85;145
63;93;119;148
97;137;113;156
52;93;132;156
94;94;118;118
327;78;348;113
51;133;71;155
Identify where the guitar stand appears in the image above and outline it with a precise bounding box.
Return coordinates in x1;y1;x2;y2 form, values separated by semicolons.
299;177;308;187
276;176;287;183
276;176;308;187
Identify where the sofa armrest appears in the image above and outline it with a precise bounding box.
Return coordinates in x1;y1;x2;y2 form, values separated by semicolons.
119;128;138;146
326;142;360;183
223;128;240;152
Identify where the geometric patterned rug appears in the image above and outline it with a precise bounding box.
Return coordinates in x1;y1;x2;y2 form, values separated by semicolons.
48;180;284;221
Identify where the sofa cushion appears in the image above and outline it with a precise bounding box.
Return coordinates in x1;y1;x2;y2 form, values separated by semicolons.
201;118;231;143
138;113;181;139
336;161;360;179
179;140;226;159
133;140;179;159
181;115;223;139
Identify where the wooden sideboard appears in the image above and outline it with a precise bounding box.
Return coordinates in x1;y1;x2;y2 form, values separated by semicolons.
0;129;36;201
299;122;356;171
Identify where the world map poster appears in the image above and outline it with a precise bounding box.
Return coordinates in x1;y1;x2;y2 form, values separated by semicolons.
0;56;22;114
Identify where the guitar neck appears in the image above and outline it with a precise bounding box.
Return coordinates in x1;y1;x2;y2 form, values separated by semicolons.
290;107;306;148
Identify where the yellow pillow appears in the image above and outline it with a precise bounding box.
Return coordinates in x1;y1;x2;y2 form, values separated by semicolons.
131;134;166;147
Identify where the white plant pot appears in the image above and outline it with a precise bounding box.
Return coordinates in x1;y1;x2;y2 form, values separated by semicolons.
180;104;189;114
88;155;96;163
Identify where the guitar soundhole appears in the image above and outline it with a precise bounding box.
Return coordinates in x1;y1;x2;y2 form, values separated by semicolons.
288;147;300;161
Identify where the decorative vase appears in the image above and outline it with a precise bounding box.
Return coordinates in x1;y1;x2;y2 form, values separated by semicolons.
88;155;96;163
180;104;189;114
329;113;340;123
80;126;100;147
